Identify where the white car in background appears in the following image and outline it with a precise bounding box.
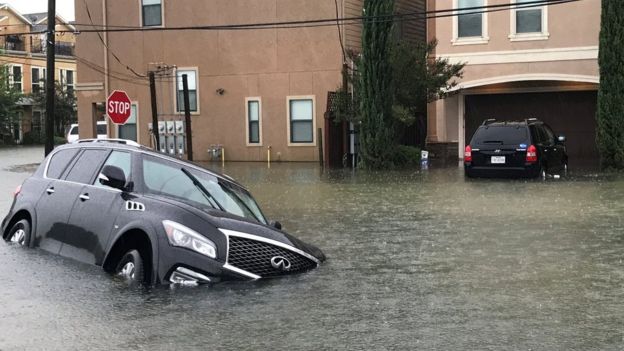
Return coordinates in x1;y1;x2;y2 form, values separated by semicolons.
66;121;108;143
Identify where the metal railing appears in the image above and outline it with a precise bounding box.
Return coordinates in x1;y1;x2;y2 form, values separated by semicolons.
31;41;75;57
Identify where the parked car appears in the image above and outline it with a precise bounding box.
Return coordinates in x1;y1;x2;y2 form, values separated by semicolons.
2;139;325;285
66;121;108;143
464;118;568;179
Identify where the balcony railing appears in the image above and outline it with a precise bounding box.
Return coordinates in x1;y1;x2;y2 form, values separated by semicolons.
31;41;75;57
3;41;26;52
2;35;26;53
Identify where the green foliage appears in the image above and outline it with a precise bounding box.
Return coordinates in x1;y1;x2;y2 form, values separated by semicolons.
0;65;24;137
597;0;624;169
391;145;422;168
358;0;396;169
54;136;67;145
22;131;44;145
31;81;77;137
390;39;464;146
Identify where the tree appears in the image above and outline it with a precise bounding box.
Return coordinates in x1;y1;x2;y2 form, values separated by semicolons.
358;0;396;169
390;39;464;148
0;65;24;141
31;81;77;137
597;0;624;169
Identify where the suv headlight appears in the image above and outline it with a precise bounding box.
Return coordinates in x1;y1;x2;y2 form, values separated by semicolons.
162;220;217;259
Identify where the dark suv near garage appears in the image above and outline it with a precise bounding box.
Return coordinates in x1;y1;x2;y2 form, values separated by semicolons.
2;139;325;285
464;119;568;178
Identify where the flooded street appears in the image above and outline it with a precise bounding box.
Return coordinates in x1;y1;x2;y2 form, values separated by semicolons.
1;147;623;350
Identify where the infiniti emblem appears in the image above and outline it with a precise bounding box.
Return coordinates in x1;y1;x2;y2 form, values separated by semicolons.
270;256;292;271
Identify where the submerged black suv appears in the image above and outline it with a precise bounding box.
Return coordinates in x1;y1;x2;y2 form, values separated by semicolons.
464;119;568;178
2;139;325;285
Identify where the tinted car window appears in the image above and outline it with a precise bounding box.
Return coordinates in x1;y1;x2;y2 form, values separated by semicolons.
47;149;79;179
542;125;555;145
471;126;529;145
142;155;267;223
65;149;110;184
95;151;132;187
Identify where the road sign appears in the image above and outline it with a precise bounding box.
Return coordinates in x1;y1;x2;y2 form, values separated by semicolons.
106;90;132;125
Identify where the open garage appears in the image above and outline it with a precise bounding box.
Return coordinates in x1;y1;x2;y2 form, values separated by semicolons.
464;90;598;168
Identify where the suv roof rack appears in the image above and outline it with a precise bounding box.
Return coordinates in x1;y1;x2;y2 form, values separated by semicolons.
481;118;497;126
525;118;540;124
73;138;141;147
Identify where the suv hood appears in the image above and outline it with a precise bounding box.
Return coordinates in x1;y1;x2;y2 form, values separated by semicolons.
146;194;326;261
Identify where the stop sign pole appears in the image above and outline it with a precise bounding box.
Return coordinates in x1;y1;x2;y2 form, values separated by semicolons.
106;90;133;125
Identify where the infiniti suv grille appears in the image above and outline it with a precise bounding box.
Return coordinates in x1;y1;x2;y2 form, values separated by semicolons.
227;236;317;277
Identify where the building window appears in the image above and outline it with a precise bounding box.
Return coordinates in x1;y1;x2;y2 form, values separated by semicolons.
31;67;46;94
175;69;198;113
142;0;162;27
7;65;22;92
246;98;261;145
288;97;314;144
458;0;483;37
453;0;488;45
60;69;75;93
32;110;44;139
118;104;138;142
510;0;549;40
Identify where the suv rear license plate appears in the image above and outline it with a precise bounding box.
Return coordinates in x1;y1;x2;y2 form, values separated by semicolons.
491;156;506;164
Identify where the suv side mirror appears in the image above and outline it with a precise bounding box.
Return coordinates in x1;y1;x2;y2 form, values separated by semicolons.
98;165;127;191
557;135;566;143
270;220;282;230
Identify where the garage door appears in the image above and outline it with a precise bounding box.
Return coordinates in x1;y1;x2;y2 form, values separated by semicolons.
465;91;598;167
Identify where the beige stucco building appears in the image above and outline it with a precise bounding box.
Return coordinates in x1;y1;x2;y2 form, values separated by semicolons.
75;0;425;162
0;3;76;143
427;0;600;164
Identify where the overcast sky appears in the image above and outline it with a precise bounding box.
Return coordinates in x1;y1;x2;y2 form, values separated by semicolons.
3;0;74;21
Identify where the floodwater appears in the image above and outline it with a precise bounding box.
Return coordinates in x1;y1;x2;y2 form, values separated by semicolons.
1;147;623;350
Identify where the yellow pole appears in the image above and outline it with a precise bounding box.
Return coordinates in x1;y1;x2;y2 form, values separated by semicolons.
221;147;225;166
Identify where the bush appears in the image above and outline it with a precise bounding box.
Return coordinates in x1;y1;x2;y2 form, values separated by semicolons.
391;145;422;168
54;136;67;145
22;132;44;145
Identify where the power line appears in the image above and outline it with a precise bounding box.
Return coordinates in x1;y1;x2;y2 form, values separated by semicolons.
0;0;580;37
82;0;146;78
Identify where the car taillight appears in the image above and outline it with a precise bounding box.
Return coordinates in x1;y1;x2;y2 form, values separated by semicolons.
464;145;472;163
13;184;21;197
526;145;537;163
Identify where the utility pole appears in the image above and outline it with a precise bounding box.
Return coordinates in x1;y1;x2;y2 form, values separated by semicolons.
149;71;160;150
44;0;56;156
182;74;193;161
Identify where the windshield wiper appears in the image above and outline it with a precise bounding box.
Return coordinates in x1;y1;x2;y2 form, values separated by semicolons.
181;168;225;212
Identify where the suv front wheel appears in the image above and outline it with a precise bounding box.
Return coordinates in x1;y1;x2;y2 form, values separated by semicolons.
115;249;146;285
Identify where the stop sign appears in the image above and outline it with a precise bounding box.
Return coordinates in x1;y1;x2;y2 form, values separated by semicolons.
106;90;132;125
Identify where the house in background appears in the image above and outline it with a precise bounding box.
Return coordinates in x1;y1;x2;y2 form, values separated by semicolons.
0;3;77;143
75;0;425;162
427;0;600;166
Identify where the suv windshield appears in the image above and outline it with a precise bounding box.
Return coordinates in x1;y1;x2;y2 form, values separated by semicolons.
471;126;529;145
142;155;267;224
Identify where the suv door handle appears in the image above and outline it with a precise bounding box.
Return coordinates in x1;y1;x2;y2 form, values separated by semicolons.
79;193;90;201
46;187;55;194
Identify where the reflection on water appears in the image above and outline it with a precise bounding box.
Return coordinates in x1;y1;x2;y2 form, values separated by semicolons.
1;156;624;350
